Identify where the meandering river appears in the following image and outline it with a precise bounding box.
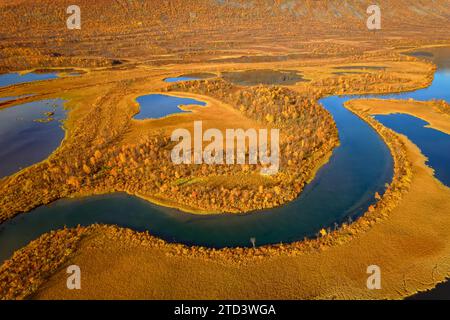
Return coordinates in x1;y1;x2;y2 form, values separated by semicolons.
0;86;395;257
0;49;449;299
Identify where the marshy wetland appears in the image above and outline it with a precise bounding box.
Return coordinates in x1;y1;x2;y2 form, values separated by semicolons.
1;0;450;301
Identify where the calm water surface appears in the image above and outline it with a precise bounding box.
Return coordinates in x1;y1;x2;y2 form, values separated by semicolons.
134;94;206;119
0;49;450;300
164;76;201;83
0;72;59;87
0;93;394;260
0;99;67;178
376;114;450;187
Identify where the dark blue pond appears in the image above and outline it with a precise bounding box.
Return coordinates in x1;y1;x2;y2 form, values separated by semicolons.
0;99;67;179
134;94;206;119
0;72;59;87
376;114;450;187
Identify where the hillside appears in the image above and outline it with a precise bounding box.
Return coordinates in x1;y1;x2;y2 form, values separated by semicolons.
0;0;449;71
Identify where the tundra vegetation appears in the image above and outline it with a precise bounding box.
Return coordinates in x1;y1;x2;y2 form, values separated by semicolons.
0;78;338;218
1;93;433;300
0;0;450;300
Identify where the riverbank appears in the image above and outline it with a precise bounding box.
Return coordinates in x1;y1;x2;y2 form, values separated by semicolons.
347;99;450;135
0;47;446;299
25;129;450;300
0;74;339;221
131;142;336;216
2;129;448;299
3;96;442;299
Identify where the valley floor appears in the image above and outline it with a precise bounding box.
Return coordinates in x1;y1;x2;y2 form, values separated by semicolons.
31;122;450;300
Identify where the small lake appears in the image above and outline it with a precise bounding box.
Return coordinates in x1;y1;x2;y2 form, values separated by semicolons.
164;73;216;83
0;72;59;87
0;99;67;179
164;76;201;83
134;94;206;119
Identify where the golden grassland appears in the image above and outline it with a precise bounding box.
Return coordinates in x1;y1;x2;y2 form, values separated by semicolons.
1;0;450;300
0;70;339;218
0;87;423;299
3;122;450;300
159;79;339;212
1;0;450;73
0;40;447;299
1;48;435;222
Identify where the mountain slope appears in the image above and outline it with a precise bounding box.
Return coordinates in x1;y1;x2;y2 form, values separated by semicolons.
0;0;449;71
